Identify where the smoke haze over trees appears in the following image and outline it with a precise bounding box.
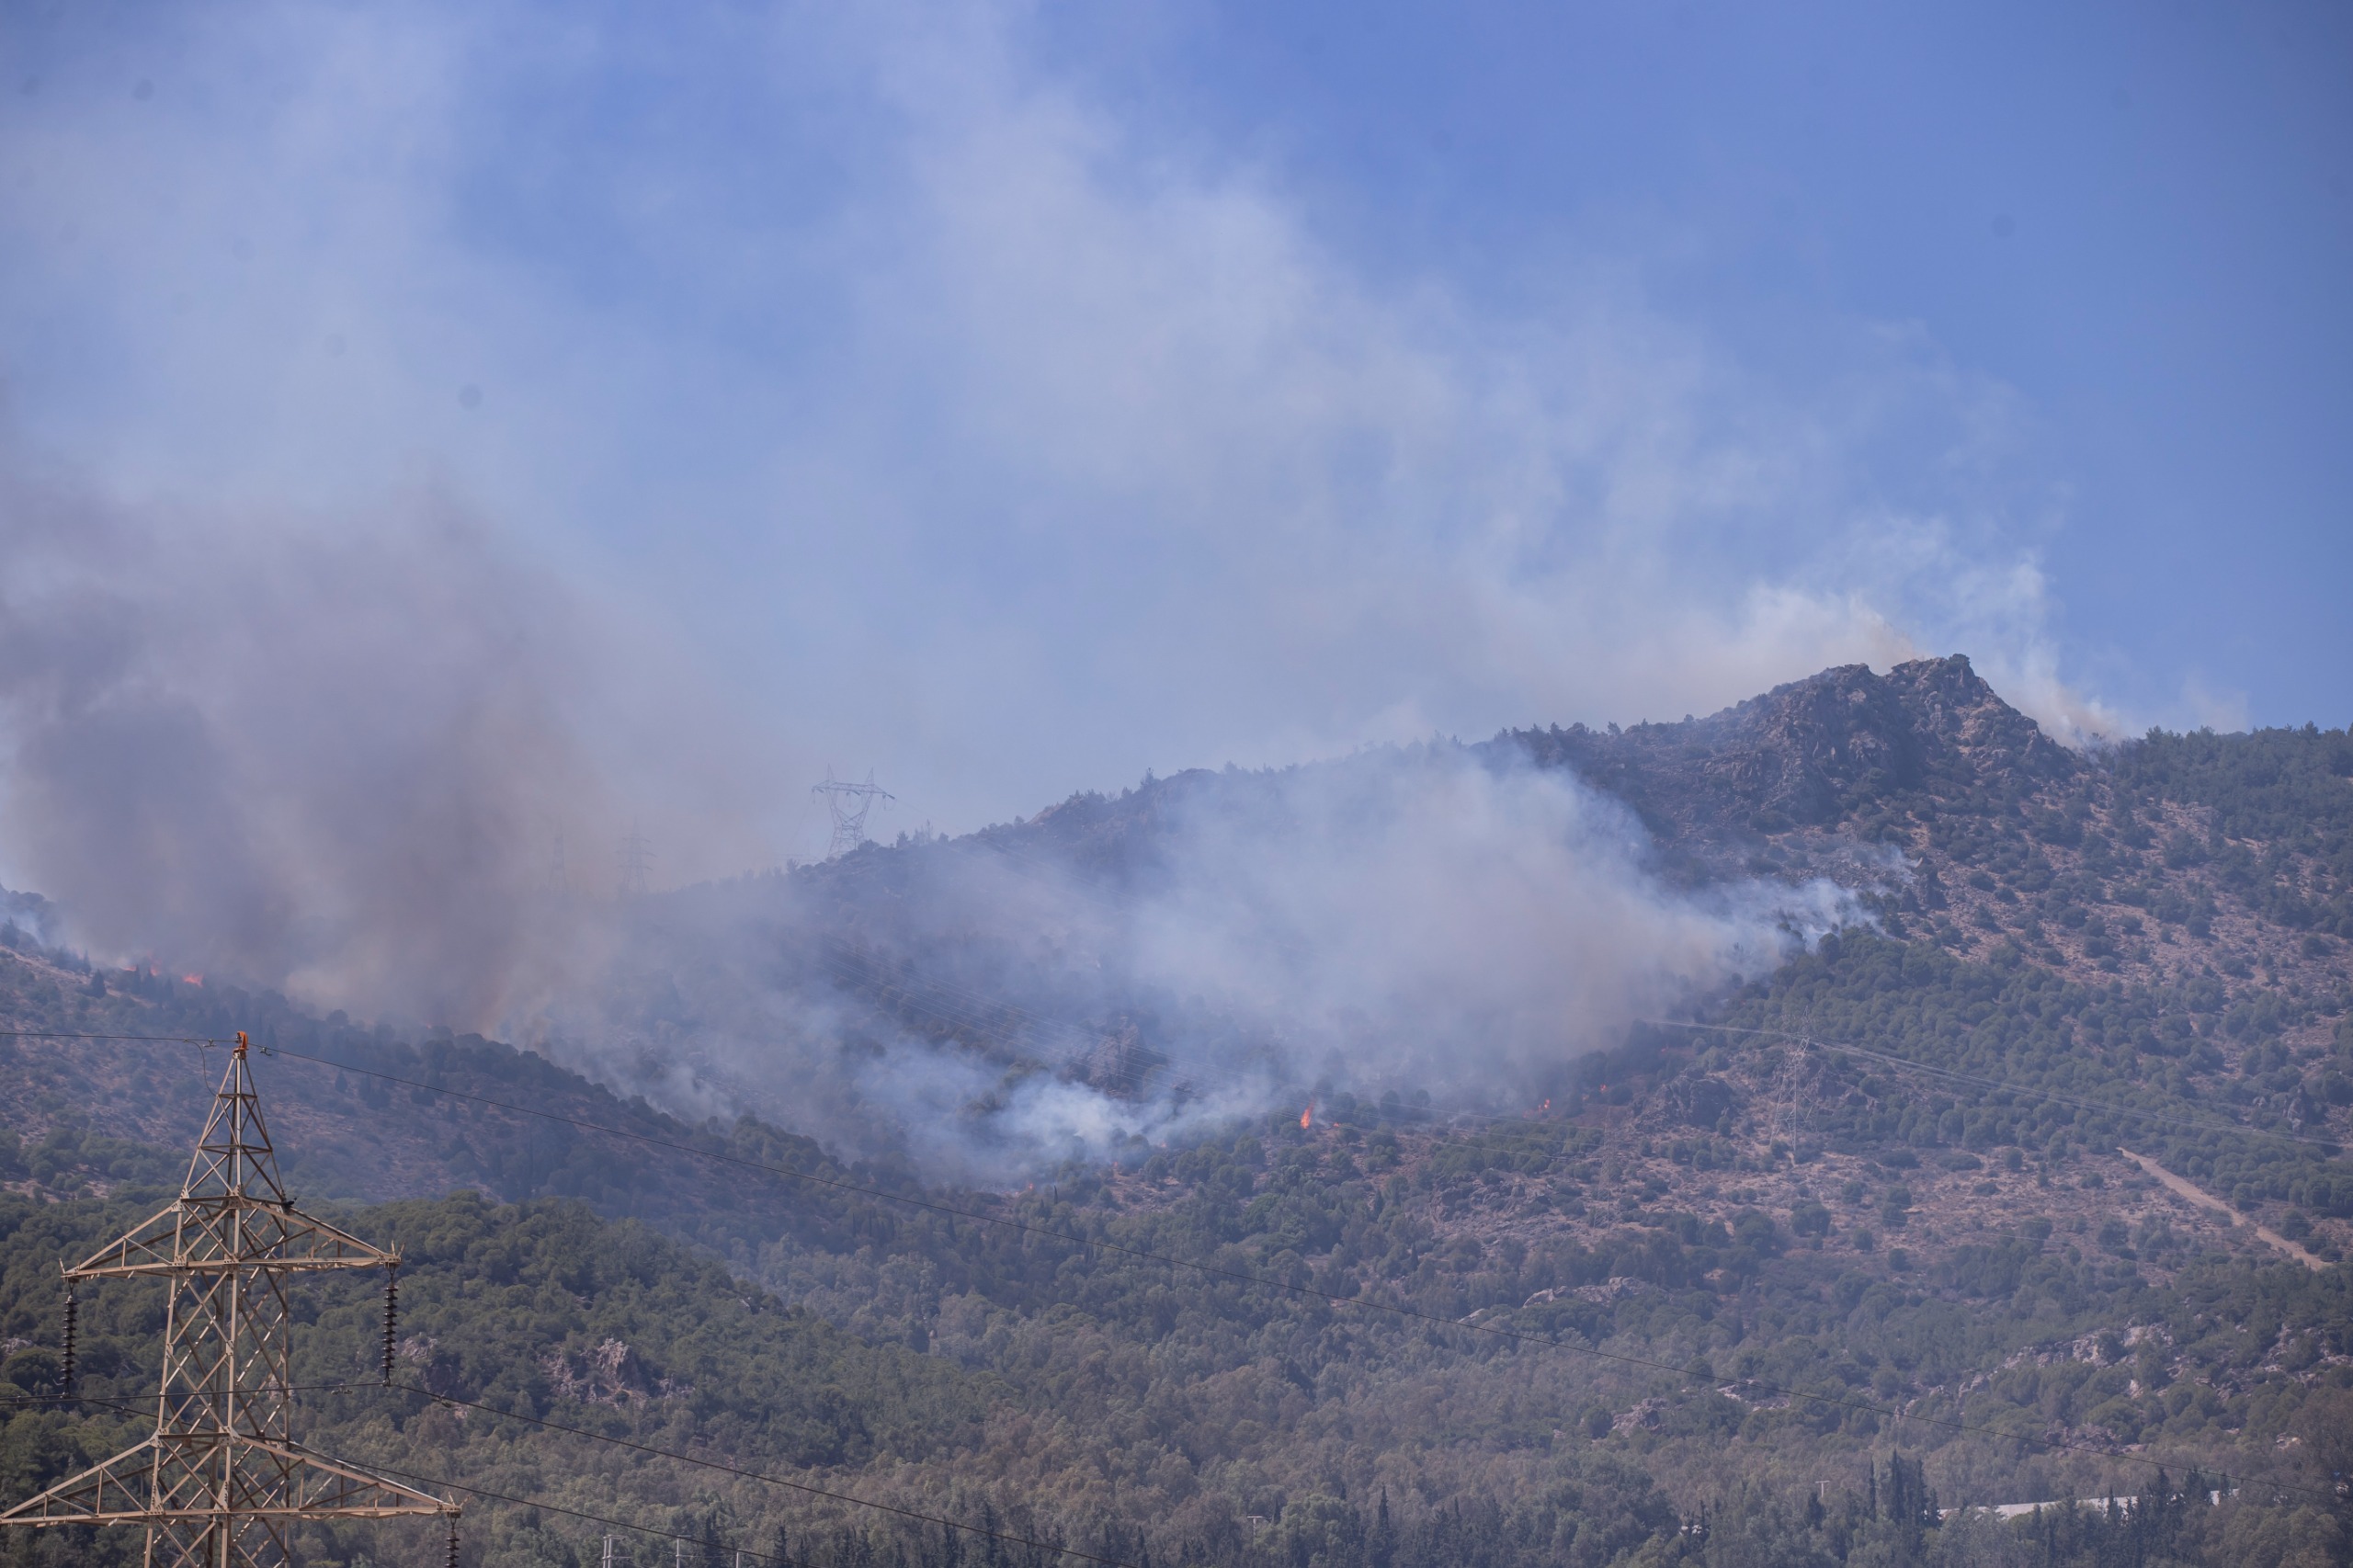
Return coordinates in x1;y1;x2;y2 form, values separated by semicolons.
1;7;2348;1563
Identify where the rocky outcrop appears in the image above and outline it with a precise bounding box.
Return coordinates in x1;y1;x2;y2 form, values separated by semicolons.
539;1336;685;1405
1501;654;2075;841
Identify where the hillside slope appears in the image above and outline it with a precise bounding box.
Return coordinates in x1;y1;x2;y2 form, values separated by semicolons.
0;656;2346;1564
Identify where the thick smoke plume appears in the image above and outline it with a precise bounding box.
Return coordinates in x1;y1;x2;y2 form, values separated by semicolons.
567;747;1863;1183
0;448;1866;1180
0;451;634;1025
0;3;2139;1182
1119;751;1855;1091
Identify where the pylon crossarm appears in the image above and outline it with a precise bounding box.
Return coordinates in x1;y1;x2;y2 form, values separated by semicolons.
2;1030;449;1558
233;1206;399;1271
0;1435;160;1526
274;1440;458;1517
68;1200;399;1278
0;1435;455;1527
63;1203;184;1278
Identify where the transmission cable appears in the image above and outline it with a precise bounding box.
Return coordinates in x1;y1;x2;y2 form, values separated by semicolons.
382;1381;1142;1568
815;936;1275;1105
376;1469;795;1562
235;1039;2344;1506
9;1027;2339;1506
1648;1018;2346;1150
14;1390;797;1566
0;1028;219;1044
29;1384;1131;1567
368;1466;796;1567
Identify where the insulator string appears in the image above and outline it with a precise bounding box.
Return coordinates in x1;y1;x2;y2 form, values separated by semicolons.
59;1288;75;1397
381;1265;399;1386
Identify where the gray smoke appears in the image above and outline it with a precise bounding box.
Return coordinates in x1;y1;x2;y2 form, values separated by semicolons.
0;448;628;1024
0;442;1863;1179
556;746;1865;1182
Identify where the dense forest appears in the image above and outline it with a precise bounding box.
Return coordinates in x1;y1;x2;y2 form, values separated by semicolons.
0;658;2346;1565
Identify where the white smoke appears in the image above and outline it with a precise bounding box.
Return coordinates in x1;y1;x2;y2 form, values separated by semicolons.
1118;749;1859;1094
0;2;2120;1175
562;744;1868;1182
0;0;2121;836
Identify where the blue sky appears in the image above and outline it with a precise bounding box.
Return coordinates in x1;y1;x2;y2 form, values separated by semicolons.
0;1;2347;874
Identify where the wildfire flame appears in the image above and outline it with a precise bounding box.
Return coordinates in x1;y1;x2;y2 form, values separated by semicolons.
1300;1105;1312;1130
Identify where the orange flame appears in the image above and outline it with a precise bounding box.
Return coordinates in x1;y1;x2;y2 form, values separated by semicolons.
1300;1105;1312;1130
181;974;204;986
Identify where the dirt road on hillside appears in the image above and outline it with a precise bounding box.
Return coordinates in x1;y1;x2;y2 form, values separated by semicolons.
2120;1149;2325;1270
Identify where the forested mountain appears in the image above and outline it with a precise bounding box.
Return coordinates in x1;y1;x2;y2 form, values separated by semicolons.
0;655;2347;1566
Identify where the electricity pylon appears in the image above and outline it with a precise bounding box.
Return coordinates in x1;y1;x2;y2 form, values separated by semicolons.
812;769;892;858
0;1032;458;1565
619;822;654;900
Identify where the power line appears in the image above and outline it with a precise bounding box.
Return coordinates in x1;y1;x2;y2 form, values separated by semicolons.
368;1466;787;1567
813;946;1174;1099
19;991;2325;1149
25;1385;2307;1565
620;823;654;901
812;771;893;859
384;1382;1142;1568
969;838;1318;966
0;1385;388;1406
214;1041;2336;1504
18;1380;1130;1565
813;936;1281;1107
1647;1018;2346;1151
11;1028;2338;1506
12;1001;2315;1153
0;1028;819;1563
833;839;2350;1147
0;1035;452;1565
0;1028;219;1044
16;1392;792;1568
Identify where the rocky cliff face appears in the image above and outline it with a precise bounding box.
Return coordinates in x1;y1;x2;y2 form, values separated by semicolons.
1499;654;2077;844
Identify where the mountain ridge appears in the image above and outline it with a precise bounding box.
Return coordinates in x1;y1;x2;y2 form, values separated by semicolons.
0;655;2346;1566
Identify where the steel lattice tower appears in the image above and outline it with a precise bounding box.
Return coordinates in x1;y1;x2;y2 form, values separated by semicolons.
812;769;893;858
0;1032;457;1565
619;822;654;900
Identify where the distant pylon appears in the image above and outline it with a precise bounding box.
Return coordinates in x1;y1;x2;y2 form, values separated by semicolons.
619;822;654;899
811;769;893;858
0;1032;457;1565
1768;1040;1818;1152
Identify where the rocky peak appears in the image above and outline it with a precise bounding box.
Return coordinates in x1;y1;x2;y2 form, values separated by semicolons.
1881;654;2077;785
1503;654;2075;841
806;656;2073;894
